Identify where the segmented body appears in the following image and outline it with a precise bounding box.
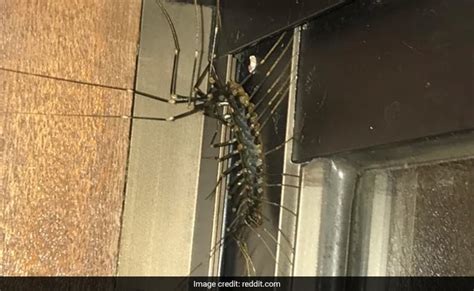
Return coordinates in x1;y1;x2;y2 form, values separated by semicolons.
134;0;295;277
204;80;266;240
226;81;265;234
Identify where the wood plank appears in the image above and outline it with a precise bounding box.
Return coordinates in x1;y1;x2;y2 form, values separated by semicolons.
0;0;140;275
2;115;130;275
0;70;132;275
0;0;141;88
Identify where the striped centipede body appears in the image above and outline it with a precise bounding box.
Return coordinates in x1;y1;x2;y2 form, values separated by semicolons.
130;0;299;276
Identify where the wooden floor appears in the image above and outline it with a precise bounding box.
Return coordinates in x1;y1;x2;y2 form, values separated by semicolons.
0;0;141;275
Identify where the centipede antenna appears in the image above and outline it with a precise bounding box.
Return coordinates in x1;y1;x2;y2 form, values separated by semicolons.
264;137;294;156
155;0;180;99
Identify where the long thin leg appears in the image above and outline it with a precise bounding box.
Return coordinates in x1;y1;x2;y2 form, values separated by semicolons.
239;32;288;88
259;199;297;217
131;0;202;123
167;105;203;121
256;77;290;116
161;61;209;105
155;0;180;100
134;90;171;103
131;116;167;121
262;216;296;253
209;0;220;77
260;32;287;65
133;1;212;113
259;85;290;129
262;227;294;266
235;239;257;276
189;0;204;105
265;183;300;189
244;222;278;265
245;35;293;96
193;63;210;96
264;137;294;156
250;60;291;103
264;172;300;178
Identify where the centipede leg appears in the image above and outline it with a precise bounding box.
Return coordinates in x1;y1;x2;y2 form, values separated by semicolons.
262;227;294;267
189;0;204;104
263;137;294;156
256;76;290;119
261;215;296;251
134;90;170;103
206;160;242;199
192;63;210;95
241;33;293;95
244;221;278;266
264;172;300;178
259;198;297;217
250;60;291;103
259;85;291;129
235;238;257;276
266;183;300;189
167;104;204;121
154;0;181;101
212;138;237;148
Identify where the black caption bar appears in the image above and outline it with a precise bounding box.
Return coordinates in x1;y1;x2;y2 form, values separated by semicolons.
0;277;473;291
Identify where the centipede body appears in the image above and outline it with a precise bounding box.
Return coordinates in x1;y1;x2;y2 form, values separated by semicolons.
203;32;295;276
124;0;297;276
223;81;266;231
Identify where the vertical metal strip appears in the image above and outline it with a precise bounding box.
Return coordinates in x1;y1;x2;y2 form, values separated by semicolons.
208;54;235;276
274;26;302;276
